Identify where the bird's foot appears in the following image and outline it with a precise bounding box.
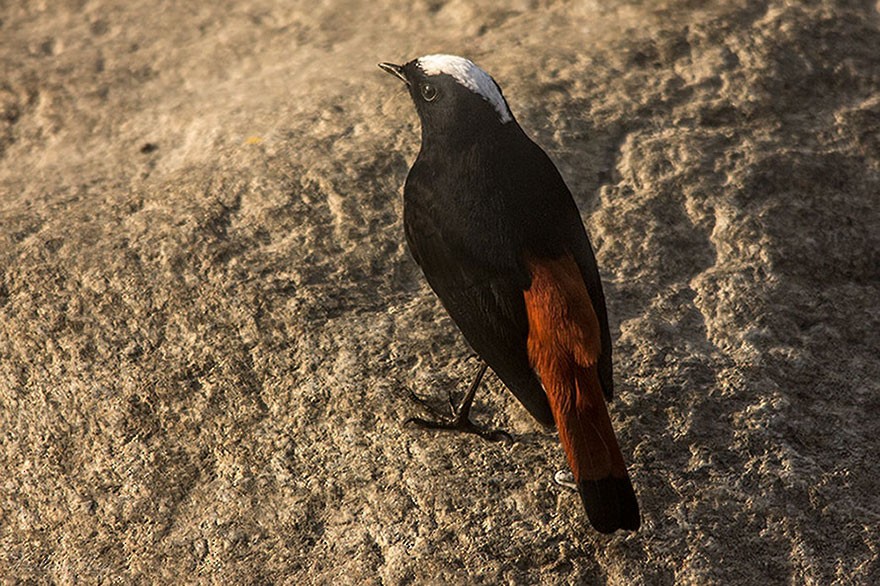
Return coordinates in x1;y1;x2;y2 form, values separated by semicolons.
404;413;513;443
553;470;578;491
404;390;512;443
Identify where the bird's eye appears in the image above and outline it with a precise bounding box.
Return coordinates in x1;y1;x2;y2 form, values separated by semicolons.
420;83;438;102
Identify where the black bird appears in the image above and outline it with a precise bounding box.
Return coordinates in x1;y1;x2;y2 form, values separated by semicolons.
379;54;639;533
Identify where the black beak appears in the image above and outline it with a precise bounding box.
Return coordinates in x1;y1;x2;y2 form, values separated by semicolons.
378;62;409;85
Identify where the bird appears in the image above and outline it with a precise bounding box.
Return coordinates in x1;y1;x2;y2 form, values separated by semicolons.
379;54;640;533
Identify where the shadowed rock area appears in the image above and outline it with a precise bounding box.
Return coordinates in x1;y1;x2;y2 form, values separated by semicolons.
2;0;879;583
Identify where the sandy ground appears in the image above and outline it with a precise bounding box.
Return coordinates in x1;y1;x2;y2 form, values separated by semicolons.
1;0;879;584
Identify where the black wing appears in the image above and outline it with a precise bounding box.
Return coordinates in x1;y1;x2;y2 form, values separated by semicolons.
519;138;615;401
404;167;555;427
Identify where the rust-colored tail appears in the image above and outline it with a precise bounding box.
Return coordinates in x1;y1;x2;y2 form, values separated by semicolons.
524;255;640;533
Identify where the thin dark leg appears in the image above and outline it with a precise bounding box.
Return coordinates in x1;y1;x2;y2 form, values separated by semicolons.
405;361;512;443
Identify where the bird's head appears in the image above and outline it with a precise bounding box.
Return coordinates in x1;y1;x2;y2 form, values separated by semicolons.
379;54;514;145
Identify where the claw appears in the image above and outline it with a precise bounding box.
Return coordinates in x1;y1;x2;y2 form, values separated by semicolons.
446;390;457;413
554;469;578;491
403;362;512;444
404;414;512;444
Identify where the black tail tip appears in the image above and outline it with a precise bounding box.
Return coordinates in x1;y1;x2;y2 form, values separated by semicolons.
579;477;641;534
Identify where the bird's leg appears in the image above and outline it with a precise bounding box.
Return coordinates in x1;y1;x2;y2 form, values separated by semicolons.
405;361;512;443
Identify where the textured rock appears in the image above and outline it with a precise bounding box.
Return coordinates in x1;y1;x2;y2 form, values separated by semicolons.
1;1;879;583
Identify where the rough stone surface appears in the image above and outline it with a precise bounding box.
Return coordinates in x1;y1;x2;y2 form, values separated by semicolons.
2;1;879;584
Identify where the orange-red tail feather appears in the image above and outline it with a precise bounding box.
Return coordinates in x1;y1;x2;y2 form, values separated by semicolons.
524;255;639;533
